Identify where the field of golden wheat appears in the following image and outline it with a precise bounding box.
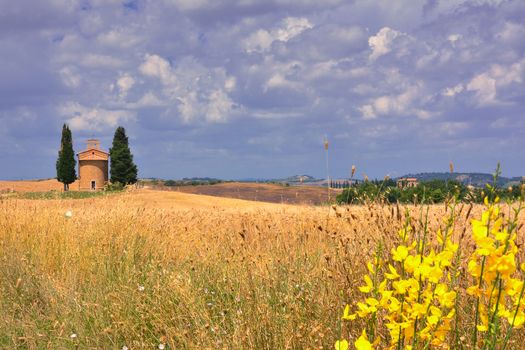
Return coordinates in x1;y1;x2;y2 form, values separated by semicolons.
1;189;524;349
0;179;80;193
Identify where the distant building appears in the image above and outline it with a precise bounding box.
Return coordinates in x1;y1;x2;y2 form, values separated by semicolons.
77;139;109;190
397;177;418;188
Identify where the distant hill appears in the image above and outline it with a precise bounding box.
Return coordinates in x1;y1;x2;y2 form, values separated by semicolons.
239;175;322;184
398;172;523;188
282;175;318;183
181;177;223;182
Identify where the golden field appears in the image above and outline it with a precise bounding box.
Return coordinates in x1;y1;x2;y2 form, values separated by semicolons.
0;179;80;193
1;189;524;349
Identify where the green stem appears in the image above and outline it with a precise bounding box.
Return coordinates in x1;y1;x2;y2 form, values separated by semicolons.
473;201;493;348
483;278;503;350
473;254;487;348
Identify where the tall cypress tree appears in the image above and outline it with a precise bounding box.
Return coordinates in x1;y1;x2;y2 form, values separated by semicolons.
110;126;138;185
56;124;76;191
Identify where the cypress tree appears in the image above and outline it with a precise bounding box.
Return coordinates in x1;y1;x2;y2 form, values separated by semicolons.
109;126;138;185
56;124;76;191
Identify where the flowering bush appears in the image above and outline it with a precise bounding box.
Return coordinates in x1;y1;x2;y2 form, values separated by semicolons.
337;193;524;349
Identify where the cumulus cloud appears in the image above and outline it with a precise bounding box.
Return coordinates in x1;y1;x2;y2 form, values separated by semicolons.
467;74;497;105
244;17;313;53
467;60;524;105
264;73;301;91
368;27;402;61
205;89;234;122
58;102;136;131
130;92;167;108
138;54;237;123
442;84;464;97
1;0;525;179
116;74;135;99
97;28;143;48
498;22;525;44
447;34;462;46
359;84;432;120
59;66;81;88
139;54;176;85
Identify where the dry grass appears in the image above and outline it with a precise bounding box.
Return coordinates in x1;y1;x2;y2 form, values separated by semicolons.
0;190;523;349
0;179;80;193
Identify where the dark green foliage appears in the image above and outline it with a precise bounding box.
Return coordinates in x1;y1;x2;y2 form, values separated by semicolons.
56;124;76;191
105;182;125;191
336;177;523;205
109;126;138;185
398;172;522;188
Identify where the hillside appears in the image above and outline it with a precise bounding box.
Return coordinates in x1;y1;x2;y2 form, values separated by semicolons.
157;182;338;205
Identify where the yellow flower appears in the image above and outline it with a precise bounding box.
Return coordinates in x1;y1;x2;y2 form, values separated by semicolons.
476;324;488;332
427;315;440;327
472;220;488;242
385;264;400;280
359;275;373;293
474;236;495;256
494;230;508;243
466;285;483;297
509;311;525;328
411;302;427;318
427;265;443;283
379;290;393;307
342;304;356;320
441;291;456;309
365;298;379;307
386;296;401;313
367;262;375;274
497;304;510;318
403;254;421;274
334;339;349;350
468;259;481;277
496;253;516;276
356;301;377;317
505;279;523;297
392;280;408;295
354;329;372;350
399;228;410;242
392;245;409;262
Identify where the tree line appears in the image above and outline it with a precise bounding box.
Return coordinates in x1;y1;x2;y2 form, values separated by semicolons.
56;124;137;191
336;177;525;205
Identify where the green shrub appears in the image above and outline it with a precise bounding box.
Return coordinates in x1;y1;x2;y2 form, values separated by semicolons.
105;182;125;191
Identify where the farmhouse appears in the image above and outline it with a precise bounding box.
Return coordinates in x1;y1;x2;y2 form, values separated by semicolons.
77;139;109;190
396;177;418;188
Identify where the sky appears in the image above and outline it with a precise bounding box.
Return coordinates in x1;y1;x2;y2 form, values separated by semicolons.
1;0;524;180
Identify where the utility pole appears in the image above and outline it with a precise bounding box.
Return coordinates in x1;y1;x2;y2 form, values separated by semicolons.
324;136;330;202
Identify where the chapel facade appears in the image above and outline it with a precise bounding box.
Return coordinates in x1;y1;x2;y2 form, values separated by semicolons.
77;139;109;190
